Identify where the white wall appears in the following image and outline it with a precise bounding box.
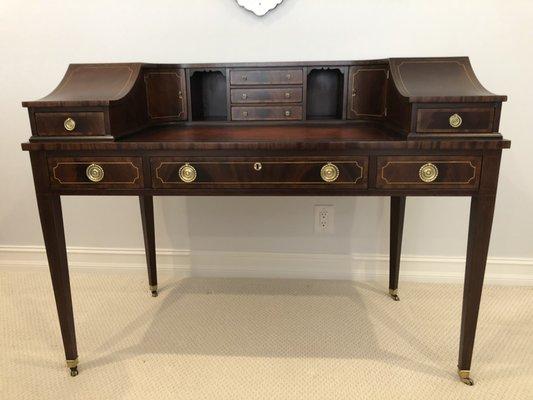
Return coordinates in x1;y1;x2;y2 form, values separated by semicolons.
0;1;532;273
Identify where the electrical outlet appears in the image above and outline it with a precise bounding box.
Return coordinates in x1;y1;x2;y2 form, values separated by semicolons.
314;205;334;234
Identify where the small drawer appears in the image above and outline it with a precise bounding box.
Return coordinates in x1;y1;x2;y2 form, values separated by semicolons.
376;156;481;190
231;88;303;104
416;107;495;133
34;112;106;136
48;157;143;189
230;69;303;85
232;106;303;121
152;158;368;188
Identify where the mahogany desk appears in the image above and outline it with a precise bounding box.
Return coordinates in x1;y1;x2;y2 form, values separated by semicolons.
21;58;510;384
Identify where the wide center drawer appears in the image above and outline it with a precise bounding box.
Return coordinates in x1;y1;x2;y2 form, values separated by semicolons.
230;69;303;85
376;156;481;189
48;157;143;189
151;158;368;188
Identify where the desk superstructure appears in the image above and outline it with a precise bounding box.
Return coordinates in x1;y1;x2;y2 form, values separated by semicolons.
21;58;510;384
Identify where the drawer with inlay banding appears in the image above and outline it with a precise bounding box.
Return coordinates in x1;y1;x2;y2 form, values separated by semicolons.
416;107;496;133
34;112;106;137
231;87;303;104
376;156;482;190
232;105;303;121
230;69;303;85
48;157;143;189
151;157;368;188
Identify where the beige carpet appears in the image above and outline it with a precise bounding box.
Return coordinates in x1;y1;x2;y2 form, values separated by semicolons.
0;270;532;400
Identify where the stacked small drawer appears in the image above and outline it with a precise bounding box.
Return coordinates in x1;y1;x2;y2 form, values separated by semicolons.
229;68;304;121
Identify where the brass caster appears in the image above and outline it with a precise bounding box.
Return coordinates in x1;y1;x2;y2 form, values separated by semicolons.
458;369;474;386
66;358;79;377
389;289;400;301
150;284;158;297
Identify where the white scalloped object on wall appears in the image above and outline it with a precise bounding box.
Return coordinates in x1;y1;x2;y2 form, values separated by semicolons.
236;0;284;16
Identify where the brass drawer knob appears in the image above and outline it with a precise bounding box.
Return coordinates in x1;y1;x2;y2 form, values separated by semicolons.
285;92;291;99
86;164;104;182
449;113;463;128
284;110;291;117
321;163;339;182
253;162;262;171
64;117;76;131
242;93;248;100
419;163;438;183
242;110;249;117
179;163;197;183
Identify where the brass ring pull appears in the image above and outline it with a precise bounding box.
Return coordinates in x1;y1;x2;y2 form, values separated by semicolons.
178;91;183;99
320;163;339;182
253;162;262;171
286;73;291;80
242;110;248;117
285;92;291;99
179;163;197;183
419;163;438;183
242;93;248;100
449;113;463;128
284;110;291;117
86;164;104;182
64;117;76;131
241;75;247;81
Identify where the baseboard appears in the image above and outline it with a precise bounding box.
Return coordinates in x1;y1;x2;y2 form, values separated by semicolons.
0;245;532;286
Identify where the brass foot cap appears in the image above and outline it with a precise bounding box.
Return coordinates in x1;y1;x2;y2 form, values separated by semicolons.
66;358;79;376
458;369;474;386
66;357;79;369
150;285;158;297
389;289;400;301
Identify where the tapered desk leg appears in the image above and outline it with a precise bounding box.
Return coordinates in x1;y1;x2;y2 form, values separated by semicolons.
139;195;157;297
457;194;497;386
35;194;79;377
389;196;406;301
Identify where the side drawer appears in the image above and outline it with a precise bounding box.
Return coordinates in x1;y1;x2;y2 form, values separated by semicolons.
232;106;303;121
231;87;303;104
230;69;303;85
151;158;368;188
34;112;106;136
416;107;495;133
376;156;481;190
48;157;143;189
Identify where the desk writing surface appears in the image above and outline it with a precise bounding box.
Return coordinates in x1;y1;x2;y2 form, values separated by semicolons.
122;124;401;143
21;123;509;151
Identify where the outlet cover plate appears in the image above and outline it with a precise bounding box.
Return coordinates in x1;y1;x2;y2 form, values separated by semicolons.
314;205;334;234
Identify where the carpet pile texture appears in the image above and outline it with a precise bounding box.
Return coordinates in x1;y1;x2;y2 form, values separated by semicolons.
1;270;532;399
